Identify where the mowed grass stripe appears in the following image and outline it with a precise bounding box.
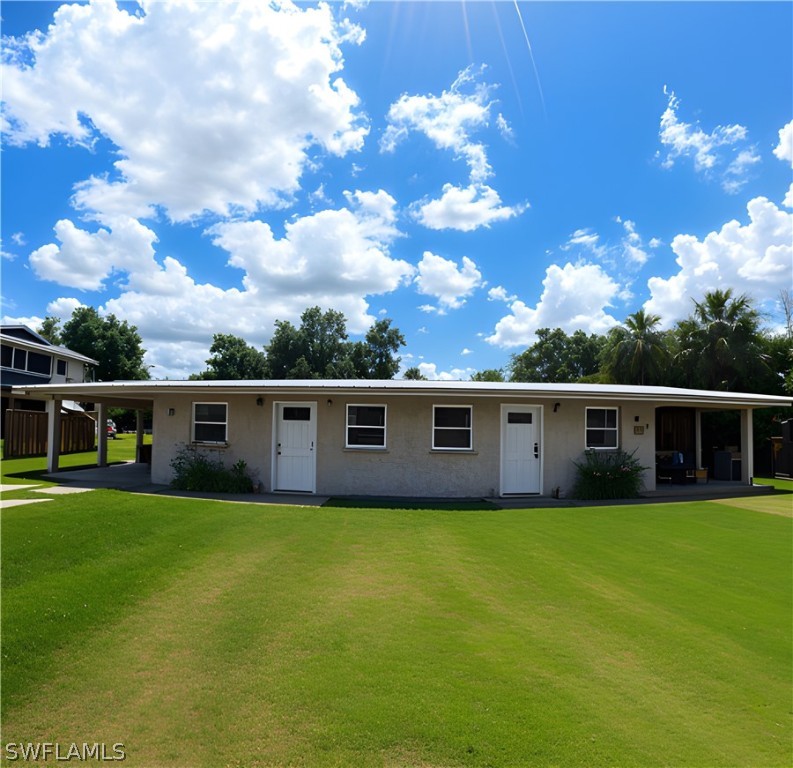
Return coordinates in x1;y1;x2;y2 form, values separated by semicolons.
2;494;791;767
435;506;790;765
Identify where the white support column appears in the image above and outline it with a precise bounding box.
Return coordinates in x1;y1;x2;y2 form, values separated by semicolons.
97;402;108;468
46;399;62;473
136;410;144;463
740;408;754;484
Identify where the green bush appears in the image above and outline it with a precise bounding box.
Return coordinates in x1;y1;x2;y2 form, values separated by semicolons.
170;444;254;494
572;449;647;500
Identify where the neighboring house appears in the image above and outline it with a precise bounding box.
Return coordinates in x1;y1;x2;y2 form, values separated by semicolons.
1;325;97;440
10;379;792;497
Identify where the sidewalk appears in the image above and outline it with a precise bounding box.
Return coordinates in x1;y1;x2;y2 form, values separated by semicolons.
34;462;785;510
41;462;329;506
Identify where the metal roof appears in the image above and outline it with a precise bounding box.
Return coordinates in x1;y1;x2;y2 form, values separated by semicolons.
10;378;793;409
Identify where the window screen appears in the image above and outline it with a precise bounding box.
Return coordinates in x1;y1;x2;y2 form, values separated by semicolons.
433;406;472;450
585;407;618;449
193;402;228;443
346;405;386;448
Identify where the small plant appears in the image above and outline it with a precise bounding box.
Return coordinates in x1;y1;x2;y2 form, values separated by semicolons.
170;444;254;494
571;449;648;500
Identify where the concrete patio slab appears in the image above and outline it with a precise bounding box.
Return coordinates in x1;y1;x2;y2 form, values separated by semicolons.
42;462;154;490
0;484;41;493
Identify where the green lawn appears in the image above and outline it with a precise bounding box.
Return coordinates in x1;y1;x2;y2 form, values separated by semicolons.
1;486;790;768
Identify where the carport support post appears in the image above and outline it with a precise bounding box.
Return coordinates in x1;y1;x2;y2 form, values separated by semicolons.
46;399;62;473
97;402;108;468
740;408;754;484
135;410;144;462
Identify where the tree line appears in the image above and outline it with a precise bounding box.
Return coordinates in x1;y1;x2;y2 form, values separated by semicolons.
38;305;406;383
503;289;791;397
188;307;406;381
37;289;791;397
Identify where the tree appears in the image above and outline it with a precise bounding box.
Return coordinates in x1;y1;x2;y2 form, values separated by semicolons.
356;318;406;379
779;289;793;340
61;306;148;381
298;307;350;377
471;368;505;382
37;316;62;345
759;333;793;395
191;333;267;380
265;319;302;378
675;289;767;391
509;328;606;382
600;309;669;385
403;366;427;380
264;307;406;379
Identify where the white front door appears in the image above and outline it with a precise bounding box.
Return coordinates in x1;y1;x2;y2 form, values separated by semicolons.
500;405;541;495
274;403;316;492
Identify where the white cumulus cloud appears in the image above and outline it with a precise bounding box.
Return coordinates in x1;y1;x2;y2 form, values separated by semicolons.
23;191;415;377
2;0;368;221
414;251;484;313
657;87;759;194
413;183;525;232
417;362;475;381
645;195;793;324
29;215;159;290
488;286;517;303
773;120;793;166
380;66;496;184
486;262;621;348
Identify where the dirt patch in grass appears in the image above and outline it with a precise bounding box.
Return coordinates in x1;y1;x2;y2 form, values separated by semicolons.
711;495;793;517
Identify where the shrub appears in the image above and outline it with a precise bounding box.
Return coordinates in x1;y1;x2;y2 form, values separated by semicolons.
571;449;648;500
170;444;254;494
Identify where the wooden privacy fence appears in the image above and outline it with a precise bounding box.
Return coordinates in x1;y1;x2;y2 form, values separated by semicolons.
3;410;96;459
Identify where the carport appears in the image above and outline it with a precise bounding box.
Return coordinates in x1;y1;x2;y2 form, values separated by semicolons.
10;383;154;473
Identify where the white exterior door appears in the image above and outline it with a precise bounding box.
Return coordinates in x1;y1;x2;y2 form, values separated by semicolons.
273;403;317;492
500;405;541;495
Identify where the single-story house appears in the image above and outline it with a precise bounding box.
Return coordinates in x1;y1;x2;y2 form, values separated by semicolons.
10;379;792;497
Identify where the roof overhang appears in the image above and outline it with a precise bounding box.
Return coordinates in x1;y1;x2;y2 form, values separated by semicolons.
0;332;99;365
10;379;793;410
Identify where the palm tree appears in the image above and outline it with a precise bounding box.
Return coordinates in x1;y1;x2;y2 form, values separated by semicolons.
602;309;669;385
680;289;767;391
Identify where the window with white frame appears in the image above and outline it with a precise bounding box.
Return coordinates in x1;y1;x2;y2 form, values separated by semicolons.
585;407;618;449
346;404;386;448
433;405;472;450
192;402;228;444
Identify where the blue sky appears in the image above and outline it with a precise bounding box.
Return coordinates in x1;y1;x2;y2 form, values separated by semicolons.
2;0;791;380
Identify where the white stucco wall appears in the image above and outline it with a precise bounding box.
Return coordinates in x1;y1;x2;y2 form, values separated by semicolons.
149;392;658;497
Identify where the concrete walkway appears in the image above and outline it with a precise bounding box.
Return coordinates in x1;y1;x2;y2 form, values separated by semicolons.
41;462;329;506
32;461;785;509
